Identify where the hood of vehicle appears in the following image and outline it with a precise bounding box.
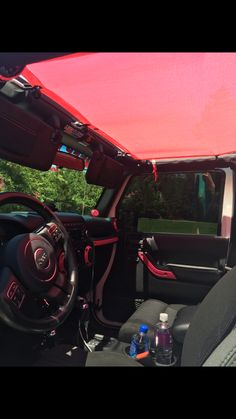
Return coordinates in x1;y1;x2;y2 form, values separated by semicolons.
9;53;236;162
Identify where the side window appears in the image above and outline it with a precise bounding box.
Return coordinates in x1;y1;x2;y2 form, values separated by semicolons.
117;171;224;235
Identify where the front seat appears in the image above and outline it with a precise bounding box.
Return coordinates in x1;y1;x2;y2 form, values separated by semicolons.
119;237;198;346
33;265;236;366
118;299;197;346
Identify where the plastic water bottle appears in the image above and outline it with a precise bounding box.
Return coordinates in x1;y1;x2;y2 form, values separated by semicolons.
129;324;150;359
154;313;173;365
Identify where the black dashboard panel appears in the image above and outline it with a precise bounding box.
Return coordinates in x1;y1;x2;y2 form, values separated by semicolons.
0;210;118;297
0;211;117;248
83;215;117;238
0;218;29;246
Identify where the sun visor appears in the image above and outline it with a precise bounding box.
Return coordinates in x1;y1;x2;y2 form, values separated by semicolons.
0;94;61;170
86;151;125;188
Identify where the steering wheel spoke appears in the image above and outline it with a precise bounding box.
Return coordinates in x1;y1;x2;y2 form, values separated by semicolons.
0;267;48;323
0;267;27;309
34;222;63;248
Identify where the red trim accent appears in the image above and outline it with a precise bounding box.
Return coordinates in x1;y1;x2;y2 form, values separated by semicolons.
84;245;93;267
48;224;57;234
138;252;176;280
6;282;25;308
91;209;100;217
93;237;118;247
6;281;17;299
152;163;158;182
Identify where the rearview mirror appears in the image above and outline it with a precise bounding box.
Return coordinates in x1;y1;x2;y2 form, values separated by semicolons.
53;151;84;171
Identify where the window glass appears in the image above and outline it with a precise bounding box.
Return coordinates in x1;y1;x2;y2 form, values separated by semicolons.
0;160;103;215
117;171;224;235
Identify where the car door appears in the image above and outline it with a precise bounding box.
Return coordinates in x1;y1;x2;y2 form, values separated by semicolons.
102;167;233;319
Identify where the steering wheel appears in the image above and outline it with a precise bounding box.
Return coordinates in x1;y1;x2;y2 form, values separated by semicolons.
0;192;78;333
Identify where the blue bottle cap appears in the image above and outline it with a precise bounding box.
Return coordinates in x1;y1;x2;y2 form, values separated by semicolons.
139;324;149;333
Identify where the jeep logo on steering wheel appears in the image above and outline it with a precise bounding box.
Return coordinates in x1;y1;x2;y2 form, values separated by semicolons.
34;248;50;270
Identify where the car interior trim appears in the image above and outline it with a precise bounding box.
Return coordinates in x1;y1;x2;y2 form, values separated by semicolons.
108;176;131;217
94;243;122;327
138;251;176;280
93;237;118;247
167;263;220;271
221;168;234;238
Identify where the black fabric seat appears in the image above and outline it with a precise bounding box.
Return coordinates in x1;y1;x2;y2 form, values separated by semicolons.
31;266;236;366
117;236;197;346
118;299;197;345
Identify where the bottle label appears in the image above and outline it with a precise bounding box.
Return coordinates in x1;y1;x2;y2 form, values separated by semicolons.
129;339;137;358
129;334;150;359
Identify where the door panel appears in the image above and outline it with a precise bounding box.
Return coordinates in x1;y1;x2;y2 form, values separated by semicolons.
147;275;212;305
113;169;231;308
137;233;229;304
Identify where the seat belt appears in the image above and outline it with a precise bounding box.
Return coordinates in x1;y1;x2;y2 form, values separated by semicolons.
136;239;150;299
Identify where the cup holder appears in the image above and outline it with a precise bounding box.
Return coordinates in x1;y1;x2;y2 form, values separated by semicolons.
154;355;177;367
125;345;177;367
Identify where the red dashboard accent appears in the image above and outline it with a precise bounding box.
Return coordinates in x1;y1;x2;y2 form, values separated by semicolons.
93;237;118;247
6;281;25;307
6;281;17;299
138;252;176;280
91;209;100;217
48;224;57;233
84;245;93;267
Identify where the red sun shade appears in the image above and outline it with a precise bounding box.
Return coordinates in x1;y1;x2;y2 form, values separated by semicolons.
23;53;236;161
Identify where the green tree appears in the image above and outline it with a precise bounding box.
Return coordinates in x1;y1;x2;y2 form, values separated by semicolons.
0;160;102;214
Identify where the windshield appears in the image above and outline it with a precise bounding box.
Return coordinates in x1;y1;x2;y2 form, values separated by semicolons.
0;160;103;214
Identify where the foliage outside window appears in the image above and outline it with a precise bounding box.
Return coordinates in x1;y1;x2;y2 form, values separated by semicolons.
118;171;224;235
0;160;103;214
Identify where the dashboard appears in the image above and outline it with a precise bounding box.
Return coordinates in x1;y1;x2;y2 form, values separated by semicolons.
0;211;118;268
0;218;29;247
